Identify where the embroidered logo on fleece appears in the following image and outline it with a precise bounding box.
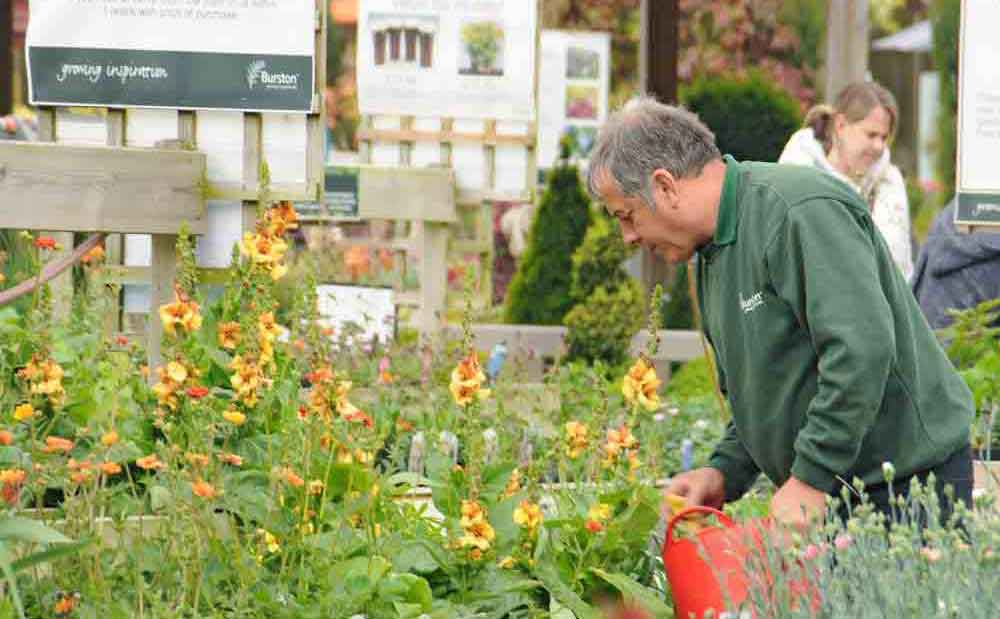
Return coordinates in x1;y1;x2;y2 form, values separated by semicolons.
739;291;764;314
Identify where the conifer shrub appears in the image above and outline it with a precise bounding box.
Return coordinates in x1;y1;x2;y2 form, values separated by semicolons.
680;71;802;162
503;154;592;325
564;211;644;365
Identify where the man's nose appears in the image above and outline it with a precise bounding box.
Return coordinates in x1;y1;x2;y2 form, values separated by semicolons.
620;222;640;246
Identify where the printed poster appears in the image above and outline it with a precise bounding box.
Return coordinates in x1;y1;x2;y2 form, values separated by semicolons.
955;0;1000;225
537;30;610;171
26;0;315;112
357;0;537;121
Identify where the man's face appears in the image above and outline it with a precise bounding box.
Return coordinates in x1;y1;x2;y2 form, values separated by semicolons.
594;170;702;264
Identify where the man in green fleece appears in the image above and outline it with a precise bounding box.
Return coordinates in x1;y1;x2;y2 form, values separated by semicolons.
587;97;973;527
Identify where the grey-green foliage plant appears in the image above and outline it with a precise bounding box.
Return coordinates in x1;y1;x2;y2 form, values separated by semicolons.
504;150;592;325
739;476;1000;618
563;211;644;365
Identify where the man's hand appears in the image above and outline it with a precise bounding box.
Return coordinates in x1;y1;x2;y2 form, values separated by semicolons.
770;476;826;529
663;467;726;515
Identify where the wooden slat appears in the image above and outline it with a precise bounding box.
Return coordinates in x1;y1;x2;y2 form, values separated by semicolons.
357;126;535;147
0;141;207;234
357;165;456;223
105;265;232;286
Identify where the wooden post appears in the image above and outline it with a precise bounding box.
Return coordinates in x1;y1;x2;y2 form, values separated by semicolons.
419;223;448;336
104;109;126;334
34;107;75;319
642;0;679;104
0;0;11;115
242;112;263;230
638;0;678;295
147;111;195;371
824;0;869;102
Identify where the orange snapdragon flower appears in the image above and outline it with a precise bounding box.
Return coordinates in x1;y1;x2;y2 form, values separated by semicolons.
43;436;74;454
191;480;218;499
158;288;203;336
136;454;166;471
217;321;242;349
449;351;490;406
622;356;661;412
564;421;589;459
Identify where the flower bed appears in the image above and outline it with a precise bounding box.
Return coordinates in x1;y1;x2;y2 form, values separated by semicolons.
0;202;996;618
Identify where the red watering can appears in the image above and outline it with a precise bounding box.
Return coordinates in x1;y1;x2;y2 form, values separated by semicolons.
662;506;819;619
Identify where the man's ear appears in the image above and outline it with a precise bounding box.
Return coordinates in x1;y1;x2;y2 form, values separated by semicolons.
650;169;678;209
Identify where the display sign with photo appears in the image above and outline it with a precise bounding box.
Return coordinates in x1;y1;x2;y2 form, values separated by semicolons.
25;0;314;112
954;0;1000;226
316;284;396;345
356;0;537;121
537;30;610;172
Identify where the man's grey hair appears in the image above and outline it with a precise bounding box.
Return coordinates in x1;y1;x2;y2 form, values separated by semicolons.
586;96;721;207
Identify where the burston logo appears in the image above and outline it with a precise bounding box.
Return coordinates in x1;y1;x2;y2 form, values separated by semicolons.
246;60;299;91
739;290;764;314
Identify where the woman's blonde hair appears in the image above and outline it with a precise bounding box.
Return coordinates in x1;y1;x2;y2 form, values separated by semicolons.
804;81;899;153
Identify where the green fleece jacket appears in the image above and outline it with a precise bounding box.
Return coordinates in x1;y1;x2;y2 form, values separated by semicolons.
700;156;972;501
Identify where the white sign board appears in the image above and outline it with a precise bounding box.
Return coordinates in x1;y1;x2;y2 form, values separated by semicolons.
537;30;610;170
955;0;1000;225
356;0;537;121
316;284;396;345
26;0;315;112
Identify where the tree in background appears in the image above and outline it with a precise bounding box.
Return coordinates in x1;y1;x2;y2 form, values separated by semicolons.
504;147;592;325
564;212;645;366
681;71;802;162
677;0;823;109
931;0;960;206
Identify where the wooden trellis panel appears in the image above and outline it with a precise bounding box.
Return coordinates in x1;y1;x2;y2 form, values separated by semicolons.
352;115;537;318
15;0;327;368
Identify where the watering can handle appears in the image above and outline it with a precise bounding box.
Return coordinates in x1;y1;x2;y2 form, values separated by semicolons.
664;506;735;546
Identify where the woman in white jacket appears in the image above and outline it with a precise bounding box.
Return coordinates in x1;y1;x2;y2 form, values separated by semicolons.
779;82;914;280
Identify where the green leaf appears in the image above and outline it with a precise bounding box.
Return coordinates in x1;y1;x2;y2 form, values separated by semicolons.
392;540;442;574
0;541;25;619
148;485;172;512
10;539;90;573
0;517;72;544
592;569;674;619
376;572;433;611
533;561;599;619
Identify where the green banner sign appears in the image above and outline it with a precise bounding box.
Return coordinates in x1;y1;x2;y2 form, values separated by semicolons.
29;47;313;112
324;166;360;218
955;192;1000;226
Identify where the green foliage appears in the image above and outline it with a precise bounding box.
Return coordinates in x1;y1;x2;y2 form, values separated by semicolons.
681;71;802;162
564;282;645;367
662;264;694;330
564;210;643;365
778;0;826;79
941;299;1000;451
664;357;716;401
504;162;592;325
931;0;960;205
569;212;631;303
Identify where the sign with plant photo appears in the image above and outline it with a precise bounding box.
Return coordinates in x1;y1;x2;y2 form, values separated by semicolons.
25;0;314;112
954;0;1000;226
356;0;537;121
537;30;609;171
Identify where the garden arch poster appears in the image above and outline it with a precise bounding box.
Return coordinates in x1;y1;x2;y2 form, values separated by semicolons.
356;0;537;121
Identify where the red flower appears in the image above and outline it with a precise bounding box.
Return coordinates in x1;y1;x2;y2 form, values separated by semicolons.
585;519;604;533
34;236;56;250
115;335;129;346
186;386;210;399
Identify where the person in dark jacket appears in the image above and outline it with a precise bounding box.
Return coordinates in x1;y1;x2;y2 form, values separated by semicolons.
912;200;1000;329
